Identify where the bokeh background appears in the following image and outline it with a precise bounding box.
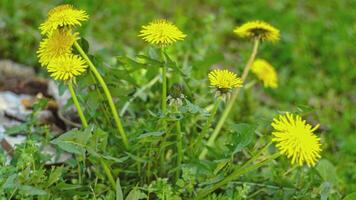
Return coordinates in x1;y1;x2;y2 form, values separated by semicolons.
0;0;355;194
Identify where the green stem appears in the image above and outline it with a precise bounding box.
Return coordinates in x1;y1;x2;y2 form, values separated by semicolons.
161;48;167;119
197;100;221;159
196;152;280;198
99;158;116;190
68;80;116;190
68;82;88;128
67;82;87;184
159;48;168;176
240;141;272;169
175;106;183;180
74;41;128;148
199;39;260;159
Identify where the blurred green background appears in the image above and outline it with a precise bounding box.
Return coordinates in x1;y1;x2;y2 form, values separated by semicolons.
0;0;355;194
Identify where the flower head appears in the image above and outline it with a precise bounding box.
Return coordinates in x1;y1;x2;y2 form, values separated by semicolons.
251;59;278;88
37;29;78;66
209;69;243;90
272;113;322;167
40;4;89;35
234;21;280;42
47;55;87;81
139;19;186;47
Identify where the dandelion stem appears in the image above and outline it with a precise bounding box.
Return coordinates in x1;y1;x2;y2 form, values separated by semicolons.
196;100;221;159
67;70;117;191
175;106;183;180
68;81;88;127
196;152;280;198
67;82;87;184
199;39;260;159
74;41;129;148
161;48;168;123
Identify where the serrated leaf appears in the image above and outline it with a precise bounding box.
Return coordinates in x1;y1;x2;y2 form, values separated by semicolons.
126;188;147;200
51;128;92;155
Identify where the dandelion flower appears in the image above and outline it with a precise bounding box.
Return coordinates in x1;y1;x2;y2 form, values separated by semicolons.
272;113;322;167
37;29;78;66
47;55;87;81
251;59;278;88
234;21;280;42
209;69;243;90
139;19;186;47
40;4;89;35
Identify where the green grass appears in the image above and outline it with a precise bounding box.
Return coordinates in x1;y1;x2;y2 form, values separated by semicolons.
0;0;355;199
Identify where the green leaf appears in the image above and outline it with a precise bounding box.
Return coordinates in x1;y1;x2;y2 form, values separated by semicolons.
101;155;129;164
316;159;338;184
5;124;28;135
2;174;17;189
138;131;164;139
47;166;63;187
136;55;162;67
126;188;147;200
229;123;255;154
51;128;92;155
116;178;124;200
55;183;82;190
76;37;89;53
117;55;148;69
344;192;356;200
19;185;47;195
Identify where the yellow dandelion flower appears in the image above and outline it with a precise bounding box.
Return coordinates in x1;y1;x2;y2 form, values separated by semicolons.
37;29;78;66
47;55;87;81
139;19;186;47
40;4;89;35
208;69;243;89
233;20;280;42
251;59;278;88
272;113;322;167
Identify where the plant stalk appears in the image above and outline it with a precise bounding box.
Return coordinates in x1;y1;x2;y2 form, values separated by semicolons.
68;81;88;128
74;41;128;148
197;100;221;159
199;39;260;159
175;106;183;180
161;48;167;123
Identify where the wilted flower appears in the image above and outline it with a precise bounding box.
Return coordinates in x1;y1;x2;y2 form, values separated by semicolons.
40;4;89;35
47;55;87;81
139;19;186;47
168;84;185;106
272;113;322;167
234;21;280;42
251;59;278;88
